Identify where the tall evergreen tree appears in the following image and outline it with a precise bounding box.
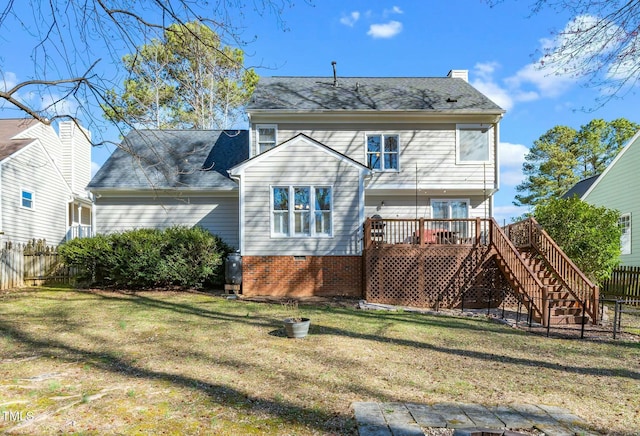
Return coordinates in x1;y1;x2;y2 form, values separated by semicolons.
515;118;640;207
102;21;258;131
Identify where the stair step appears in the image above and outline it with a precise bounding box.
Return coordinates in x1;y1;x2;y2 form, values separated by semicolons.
549;306;583;315
548;315;590;325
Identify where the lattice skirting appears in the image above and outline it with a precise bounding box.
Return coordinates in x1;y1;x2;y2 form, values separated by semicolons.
364;245;516;309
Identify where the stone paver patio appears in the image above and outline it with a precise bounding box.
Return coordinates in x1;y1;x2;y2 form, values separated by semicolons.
352;402;598;436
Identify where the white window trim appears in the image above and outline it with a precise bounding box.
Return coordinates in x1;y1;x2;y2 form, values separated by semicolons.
270;185;334;239
256;124;278;155
365;133;400;172
456;124;491;164
430;198;470;218
620;212;632;255
20;189;35;210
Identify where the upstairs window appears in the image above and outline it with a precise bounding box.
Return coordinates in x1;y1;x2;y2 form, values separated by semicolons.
21;190;34;209
272;185;332;237
366;134;399;171
457;124;490;163
256;125;277;154
619;213;631;255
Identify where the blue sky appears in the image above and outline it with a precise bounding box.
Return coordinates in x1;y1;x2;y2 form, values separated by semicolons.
2;1;639;224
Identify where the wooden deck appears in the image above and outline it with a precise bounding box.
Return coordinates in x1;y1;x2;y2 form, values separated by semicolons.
362;217;600;326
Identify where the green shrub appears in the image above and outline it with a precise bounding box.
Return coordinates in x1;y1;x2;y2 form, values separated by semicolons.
534;197;621;284
59;226;233;289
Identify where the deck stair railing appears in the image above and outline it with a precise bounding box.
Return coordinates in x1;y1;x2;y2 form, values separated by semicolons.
504;217;599;324
489;218;547;323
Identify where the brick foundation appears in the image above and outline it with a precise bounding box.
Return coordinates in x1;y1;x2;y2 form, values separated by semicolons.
241;255;362;297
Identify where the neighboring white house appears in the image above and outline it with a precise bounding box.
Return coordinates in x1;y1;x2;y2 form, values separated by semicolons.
0;118;93;245
88;70;505;296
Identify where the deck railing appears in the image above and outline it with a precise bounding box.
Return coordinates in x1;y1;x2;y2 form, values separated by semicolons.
363;217;489;250
489;218;547;322
505;217;599;323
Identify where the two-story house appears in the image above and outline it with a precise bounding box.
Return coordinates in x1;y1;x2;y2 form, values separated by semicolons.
231;71;504;296
89;70;505;297
0;118;93;245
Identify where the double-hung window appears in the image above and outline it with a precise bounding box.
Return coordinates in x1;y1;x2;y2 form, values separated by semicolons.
619;213;631;255
256;124;277;154
272;185;332;237
457;124;490;163
21;190;34;210
366;134;399;171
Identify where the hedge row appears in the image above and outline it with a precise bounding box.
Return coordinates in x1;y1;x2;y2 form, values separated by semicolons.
59;226;233;289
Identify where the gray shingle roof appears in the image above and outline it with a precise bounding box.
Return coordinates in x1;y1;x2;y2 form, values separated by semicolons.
247;76;504;113
88;130;248;190
562;174;600;199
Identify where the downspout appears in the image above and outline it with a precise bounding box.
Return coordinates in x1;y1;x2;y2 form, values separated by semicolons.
91;193;97;237
359;169;372;254
228;173;244;254
66;197;72;241
493;122;500;219
247;113;254;158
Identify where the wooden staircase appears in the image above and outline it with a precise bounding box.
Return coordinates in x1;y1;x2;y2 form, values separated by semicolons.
519;249;589;326
490;218;599;327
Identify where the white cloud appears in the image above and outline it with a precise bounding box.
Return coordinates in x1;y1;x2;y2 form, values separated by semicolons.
469;15;621;112
367;21;403;39
91;161;102;177
39;93;78;115
340;11;360;27
505;62;574;99
499;141;529;187
383;6;403;16
493;204;531;225
1;71;17;91
500;142;528;169
472;76;514;111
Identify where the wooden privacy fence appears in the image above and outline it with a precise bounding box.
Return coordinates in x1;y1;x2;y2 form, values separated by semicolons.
0;240;71;290
603;266;640;303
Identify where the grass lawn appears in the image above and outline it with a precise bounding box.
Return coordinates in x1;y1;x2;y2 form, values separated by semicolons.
1;287;639;435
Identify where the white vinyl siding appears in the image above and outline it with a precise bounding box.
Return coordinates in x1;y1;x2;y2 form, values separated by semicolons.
266;123;496;191
59;121;92;195
1;142;69;244
94;195;240;249
364;195;490;220
238;139;363;256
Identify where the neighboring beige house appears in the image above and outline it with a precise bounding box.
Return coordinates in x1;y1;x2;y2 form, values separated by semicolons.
0;118;93;245
89;69;505;296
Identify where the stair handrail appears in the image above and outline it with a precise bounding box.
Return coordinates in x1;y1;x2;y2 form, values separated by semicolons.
489;218;547;323
525;217;600;324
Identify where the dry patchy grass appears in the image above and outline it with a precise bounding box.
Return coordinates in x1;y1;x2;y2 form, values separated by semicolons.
0;287;639;435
